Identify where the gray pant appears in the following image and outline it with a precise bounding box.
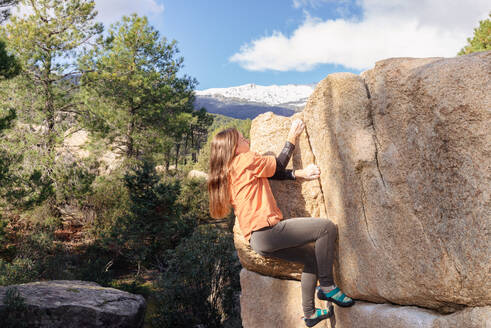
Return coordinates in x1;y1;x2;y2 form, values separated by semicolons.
249;217;338;317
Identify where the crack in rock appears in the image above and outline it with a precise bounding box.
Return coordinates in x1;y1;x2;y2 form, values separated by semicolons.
303;123;327;212
363;78;387;188
373;135;387;188
360;181;378;249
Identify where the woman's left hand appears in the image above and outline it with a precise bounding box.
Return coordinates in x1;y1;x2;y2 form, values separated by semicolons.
295;164;320;180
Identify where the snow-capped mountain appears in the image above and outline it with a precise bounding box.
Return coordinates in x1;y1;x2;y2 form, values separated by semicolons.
194;83;316;120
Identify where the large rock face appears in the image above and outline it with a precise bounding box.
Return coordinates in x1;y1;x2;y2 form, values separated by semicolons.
241;269;491;328
301;52;490;312
233;112;327;280
239;52;490;321
0;280;146;327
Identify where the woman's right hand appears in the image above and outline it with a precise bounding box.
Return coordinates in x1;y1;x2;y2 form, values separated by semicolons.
295;164;320;180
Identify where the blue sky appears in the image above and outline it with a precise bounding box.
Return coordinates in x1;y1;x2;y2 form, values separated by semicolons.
16;0;489;90
152;1;364;89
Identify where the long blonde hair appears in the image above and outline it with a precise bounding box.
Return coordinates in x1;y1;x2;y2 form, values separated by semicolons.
208;128;239;218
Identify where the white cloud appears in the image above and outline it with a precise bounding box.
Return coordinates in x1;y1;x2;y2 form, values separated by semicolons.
231;0;490;71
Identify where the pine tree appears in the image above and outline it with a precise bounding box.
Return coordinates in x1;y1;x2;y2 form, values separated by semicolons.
1;0;102;152
0;8;19;241
79;14;197;167
458;13;491;55
0;0;102;210
0;0;19;78
0;39;19;80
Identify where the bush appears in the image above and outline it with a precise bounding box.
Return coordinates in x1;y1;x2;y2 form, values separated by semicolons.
0;216;7;244
86;170;130;240
0;257;38;286
151;225;241;328
52;159;96;206
93;161;197;272
177;177;212;224
0;215;75;286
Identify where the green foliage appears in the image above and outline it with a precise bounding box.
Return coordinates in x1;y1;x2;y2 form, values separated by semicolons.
0;39;20;79
0;217;6;244
79;14;197;164
458;13;491;55
0;37;19;242
207;113;251;137
0;4;239;326
52;160;96;206
109;277;153;298
177;177;212;224
0;0;102;214
0;286;29;328
0;210;116;286
2;0;102;148
0;257;38;286
0;108;18;207
95;161;197;270
71;243;114;286
151;225;241;328
86;171;131;238
189;108;214;163
0;217;64;284
177;176;235;232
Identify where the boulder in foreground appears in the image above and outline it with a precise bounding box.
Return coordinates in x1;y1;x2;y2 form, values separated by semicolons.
0;280;146;328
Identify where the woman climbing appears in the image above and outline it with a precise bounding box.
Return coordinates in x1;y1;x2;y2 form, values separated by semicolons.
207;119;355;327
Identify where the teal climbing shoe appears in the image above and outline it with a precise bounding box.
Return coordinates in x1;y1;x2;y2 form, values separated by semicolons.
302;306;333;327
316;286;355;307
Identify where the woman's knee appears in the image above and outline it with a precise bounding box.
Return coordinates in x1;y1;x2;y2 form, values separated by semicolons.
318;219;338;238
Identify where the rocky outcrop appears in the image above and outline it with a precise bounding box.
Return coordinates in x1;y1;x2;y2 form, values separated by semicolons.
0;280;146;328
240;269;491;328
302;52;490;312
187;169;209;180
233;112;327;280
238;52;491;326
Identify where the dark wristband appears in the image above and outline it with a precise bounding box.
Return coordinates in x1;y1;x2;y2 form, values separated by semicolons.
269;141;296;181
276;141;295;170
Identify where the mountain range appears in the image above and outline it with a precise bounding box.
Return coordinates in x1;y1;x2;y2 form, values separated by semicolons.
194;83;316;120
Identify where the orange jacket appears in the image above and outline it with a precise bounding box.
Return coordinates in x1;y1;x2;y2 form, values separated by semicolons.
228;151;283;242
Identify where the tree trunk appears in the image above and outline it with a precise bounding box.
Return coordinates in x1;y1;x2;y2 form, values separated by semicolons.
126;109;135;158
191;129;196;162
165;148;170;172
43;56;55;153
175;143;180;170
184;132;189;165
